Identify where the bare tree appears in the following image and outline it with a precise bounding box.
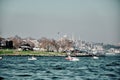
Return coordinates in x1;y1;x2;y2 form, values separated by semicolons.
11;35;22;49
57;38;74;51
38;37;60;52
50;39;59;52
27;40;35;48
38;37;51;51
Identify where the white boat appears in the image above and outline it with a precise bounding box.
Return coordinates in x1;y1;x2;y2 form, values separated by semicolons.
70;57;79;61
28;56;37;60
65;56;79;61
0;57;2;60
93;56;99;59
105;53;115;56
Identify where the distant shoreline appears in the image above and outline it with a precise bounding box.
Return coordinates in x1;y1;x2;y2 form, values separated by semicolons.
0;49;119;57
0;49;66;56
0;53;102;57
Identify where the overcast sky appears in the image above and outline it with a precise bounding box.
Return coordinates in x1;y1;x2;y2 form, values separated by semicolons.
0;0;120;44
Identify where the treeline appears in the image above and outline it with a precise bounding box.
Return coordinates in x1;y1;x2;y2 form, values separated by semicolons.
0;35;74;52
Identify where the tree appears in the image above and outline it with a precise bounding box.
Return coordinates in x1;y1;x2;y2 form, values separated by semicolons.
38;37;59;52
57;38;74;51
50;39;59;52
11;35;22;49
38;37;51;51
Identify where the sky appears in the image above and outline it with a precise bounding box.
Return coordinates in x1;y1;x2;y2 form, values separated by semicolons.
0;0;120;44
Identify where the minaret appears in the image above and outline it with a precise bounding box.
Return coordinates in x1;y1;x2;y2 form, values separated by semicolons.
72;34;75;42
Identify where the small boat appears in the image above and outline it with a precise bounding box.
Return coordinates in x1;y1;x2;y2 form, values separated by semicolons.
28;56;37;60
65;56;79;61
93;56;99;59
0;57;2;60
105;53;115;56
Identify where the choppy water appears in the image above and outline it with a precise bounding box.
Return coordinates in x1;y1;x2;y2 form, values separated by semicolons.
0;55;120;80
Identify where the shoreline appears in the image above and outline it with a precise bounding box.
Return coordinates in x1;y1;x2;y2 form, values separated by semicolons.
1;49;119;57
0;53;102;57
0;49;94;57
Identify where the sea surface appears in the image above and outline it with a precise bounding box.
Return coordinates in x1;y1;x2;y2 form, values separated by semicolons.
0;55;120;80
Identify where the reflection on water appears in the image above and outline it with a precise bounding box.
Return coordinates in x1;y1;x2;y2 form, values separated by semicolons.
0;55;120;80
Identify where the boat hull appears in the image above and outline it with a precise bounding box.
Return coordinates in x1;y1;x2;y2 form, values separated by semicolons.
65;57;79;61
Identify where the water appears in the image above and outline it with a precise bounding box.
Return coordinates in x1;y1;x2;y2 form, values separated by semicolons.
0;55;120;80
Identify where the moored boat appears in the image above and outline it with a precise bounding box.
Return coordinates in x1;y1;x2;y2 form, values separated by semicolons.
105;53;116;56
28;56;37;60
0;57;2;60
93;56;99;59
65;56;79;61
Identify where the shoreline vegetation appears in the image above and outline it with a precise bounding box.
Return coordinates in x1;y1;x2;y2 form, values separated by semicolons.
0;49;120;57
0;49;66;56
0;49;95;57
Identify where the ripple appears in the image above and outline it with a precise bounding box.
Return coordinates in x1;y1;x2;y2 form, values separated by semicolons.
16;74;32;77
0;76;4;80
52;65;66;70
104;73;117;77
0;56;120;80
51;76;59;79
114;68;120;75
88;68;98;73
53;67;65;70
106;62;120;66
45;70;52;73
34;79;45;80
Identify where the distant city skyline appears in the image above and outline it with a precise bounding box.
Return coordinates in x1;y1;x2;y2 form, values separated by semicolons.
0;0;120;44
